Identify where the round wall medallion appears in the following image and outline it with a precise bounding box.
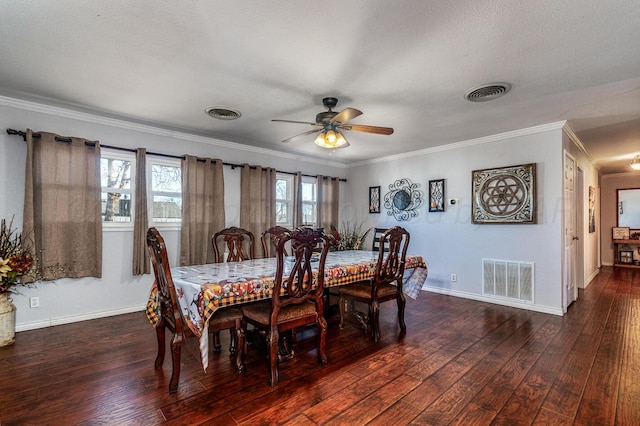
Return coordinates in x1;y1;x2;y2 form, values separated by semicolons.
384;178;423;221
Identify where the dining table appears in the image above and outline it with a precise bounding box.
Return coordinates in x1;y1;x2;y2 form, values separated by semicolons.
145;250;428;370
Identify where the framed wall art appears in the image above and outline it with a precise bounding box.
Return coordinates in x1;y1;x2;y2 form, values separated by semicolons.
428;179;445;212
612;227;630;240
369;186;381;213
472;163;536;224
383;178;423;221
588;185;596;233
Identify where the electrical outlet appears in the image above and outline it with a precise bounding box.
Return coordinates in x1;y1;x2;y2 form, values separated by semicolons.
29;296;39;308
450;274;457;282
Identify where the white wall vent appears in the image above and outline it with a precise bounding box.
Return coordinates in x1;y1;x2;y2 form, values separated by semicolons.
483;259;534;303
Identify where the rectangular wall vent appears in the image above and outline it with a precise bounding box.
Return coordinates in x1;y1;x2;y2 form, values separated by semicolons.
483;259;534;303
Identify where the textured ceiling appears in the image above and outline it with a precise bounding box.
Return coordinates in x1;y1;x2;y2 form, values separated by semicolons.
1;0;639;173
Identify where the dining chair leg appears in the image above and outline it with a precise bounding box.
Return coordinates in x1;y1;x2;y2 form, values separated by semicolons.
212;331;222;352
228;328;237;355
317;316;328;365
154;319;166;369
169;333;184;394
338;295;349;329
371;300;381;343
267;327;280;386
397;293;407;334
235;322;245;373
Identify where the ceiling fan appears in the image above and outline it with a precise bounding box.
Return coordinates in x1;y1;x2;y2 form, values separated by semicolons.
272;97;394;149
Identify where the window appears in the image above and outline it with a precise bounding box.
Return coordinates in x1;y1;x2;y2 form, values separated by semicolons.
149;158;182;224
301;176;317;227
276;174;293;227
275;174;317;227
100;151;134;224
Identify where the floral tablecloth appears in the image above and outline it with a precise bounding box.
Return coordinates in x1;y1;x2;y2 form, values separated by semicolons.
146;250;427;370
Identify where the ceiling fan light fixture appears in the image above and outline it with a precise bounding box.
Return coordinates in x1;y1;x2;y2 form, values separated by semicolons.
314;130;348;149
631;155;640;170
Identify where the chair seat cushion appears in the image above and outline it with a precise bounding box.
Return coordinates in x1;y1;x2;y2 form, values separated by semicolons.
209;307;243;325
339;282;398;299
242;300;317;324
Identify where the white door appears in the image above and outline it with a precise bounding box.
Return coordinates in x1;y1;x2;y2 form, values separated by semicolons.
563;153;578;311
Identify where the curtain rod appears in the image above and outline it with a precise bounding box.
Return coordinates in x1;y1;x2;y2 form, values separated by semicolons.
6;128;346;182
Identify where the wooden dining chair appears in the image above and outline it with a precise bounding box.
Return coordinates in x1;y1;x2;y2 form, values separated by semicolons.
147;227;245;394
260;225;290;258
240;227;330;386
212;226;256;263
338;226;410;342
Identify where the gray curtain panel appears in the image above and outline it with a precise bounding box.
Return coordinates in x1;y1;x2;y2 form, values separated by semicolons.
293;171;303;228
132;148;149;275
240;164;276;258
317;175;340;231
22;129;102;282
180;155;225;266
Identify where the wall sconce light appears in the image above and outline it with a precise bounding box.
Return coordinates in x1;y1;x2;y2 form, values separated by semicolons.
631;155;640;170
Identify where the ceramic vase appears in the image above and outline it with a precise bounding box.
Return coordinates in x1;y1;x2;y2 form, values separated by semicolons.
0;292;16;346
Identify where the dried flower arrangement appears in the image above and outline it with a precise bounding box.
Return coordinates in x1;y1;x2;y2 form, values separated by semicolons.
0;217;35;294
328;221;371;251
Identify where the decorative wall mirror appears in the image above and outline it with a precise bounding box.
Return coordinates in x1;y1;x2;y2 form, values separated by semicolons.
617;188;640;229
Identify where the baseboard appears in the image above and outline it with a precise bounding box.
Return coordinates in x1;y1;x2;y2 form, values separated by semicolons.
16;304;147;332
420;285;564;316
583;268;600;289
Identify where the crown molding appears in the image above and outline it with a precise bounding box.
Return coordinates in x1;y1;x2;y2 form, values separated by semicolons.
601;171;640;179
562;122;594;161
0;95;346;169
349;121;567;167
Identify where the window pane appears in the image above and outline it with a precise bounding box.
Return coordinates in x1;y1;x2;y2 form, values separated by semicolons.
302;182;315;202
276;201;289;224
102;192;131;222
302;202;316;225
152;165;181;192
153;195;182;222
101;158;131;189
276;179;289;200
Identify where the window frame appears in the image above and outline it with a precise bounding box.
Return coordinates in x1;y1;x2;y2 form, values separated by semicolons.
100;149;135;231
275;173;294;228
300;176;318;227
148;156;182;231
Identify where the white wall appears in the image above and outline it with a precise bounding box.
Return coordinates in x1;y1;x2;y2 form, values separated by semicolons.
0;97;347;331
343;124;573;315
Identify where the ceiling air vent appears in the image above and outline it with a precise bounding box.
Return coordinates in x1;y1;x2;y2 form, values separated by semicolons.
464;83;512;102
205;106;242;120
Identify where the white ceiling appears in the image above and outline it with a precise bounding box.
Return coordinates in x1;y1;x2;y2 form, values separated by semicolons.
1;0;639;173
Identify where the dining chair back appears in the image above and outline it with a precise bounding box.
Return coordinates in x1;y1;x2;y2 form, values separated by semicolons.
339;226;410;342
371;227;389;252
147;227;244;393
241;227;330;386
212;226;256;263
260;225;290;258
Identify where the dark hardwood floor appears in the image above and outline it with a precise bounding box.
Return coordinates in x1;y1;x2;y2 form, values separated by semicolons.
1;266;639;425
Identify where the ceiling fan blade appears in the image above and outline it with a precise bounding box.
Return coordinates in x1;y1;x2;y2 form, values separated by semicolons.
330;107;363;125
281;128;322;143
341;124;394;135
272;119;319;126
